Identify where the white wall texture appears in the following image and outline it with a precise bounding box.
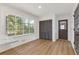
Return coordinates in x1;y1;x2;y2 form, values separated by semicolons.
0;4;39;52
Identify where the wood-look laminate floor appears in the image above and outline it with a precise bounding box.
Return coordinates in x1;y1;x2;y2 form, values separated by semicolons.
0;39;75;55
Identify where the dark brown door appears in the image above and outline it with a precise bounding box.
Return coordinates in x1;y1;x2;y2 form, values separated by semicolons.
39;20;52;40
58;20;68;40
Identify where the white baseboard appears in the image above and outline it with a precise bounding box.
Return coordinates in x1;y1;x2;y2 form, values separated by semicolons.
52;39;56;42
0;39;38;53
71;42;77;55
73;47;77;55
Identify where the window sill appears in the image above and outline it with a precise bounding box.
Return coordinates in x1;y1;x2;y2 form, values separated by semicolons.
7;33;35;38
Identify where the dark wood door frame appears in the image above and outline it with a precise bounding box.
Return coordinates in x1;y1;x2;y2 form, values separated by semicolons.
58;20;68;40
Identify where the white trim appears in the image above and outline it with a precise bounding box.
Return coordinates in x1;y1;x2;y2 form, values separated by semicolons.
0;39;38;53
53;39;56;42
73;47;77;55
71;42;77;55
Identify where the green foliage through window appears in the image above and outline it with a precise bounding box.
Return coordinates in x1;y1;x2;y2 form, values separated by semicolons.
6;15;34;36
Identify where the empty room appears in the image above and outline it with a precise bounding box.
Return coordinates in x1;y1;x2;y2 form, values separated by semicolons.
0;3;78;55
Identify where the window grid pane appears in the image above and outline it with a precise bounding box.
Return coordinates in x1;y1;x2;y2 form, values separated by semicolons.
7;15;15;36
7;15;34;36
24;23;29;34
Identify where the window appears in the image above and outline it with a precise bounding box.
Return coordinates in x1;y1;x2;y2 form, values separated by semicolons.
6;15;34;36
15;17;23;35
24;19;29;34
7;15;15;36
29;20;34;33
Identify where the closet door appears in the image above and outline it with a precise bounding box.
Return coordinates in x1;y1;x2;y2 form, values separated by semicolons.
47;20;52;40
39;21;45;39
39;20;52;40
45;21;49;39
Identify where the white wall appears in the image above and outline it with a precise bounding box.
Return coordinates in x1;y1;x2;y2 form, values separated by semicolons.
0;4;39;52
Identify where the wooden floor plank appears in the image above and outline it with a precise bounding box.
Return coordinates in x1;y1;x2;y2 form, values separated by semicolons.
0;39;75;55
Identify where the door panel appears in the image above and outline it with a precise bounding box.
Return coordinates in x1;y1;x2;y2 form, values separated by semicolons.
59;20;68;40
39;20;52;40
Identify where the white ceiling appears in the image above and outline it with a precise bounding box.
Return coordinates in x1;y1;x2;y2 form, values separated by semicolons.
4;3;77;17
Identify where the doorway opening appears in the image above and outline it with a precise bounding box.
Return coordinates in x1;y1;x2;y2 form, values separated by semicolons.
58;20;68;40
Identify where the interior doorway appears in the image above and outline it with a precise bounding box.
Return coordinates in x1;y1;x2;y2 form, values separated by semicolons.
58;20;68;40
